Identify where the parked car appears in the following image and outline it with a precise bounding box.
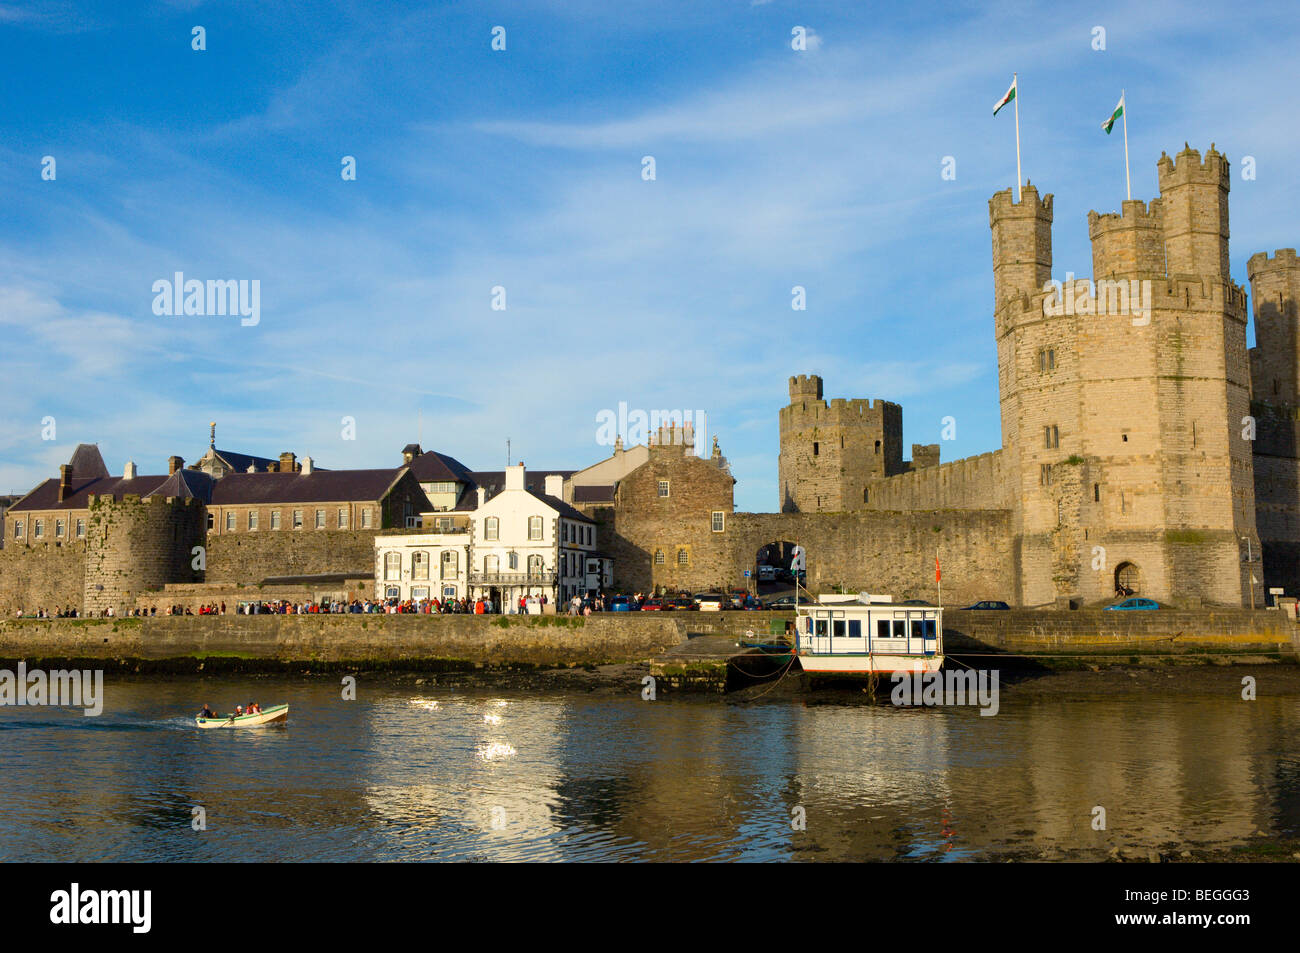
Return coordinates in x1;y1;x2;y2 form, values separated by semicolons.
1105;597;1162;611
764;595;798;610
727;588;749;608
960;600;1011;610
641;598;669;611
739;596;763;610
757;565;776;582
697;593;726;612
610;596;634;612
670;597;697;611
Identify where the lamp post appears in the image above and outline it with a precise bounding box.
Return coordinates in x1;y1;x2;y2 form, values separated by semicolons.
1242;536;1255;610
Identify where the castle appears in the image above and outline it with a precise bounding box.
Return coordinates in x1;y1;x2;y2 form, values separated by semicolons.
2;144;1296;612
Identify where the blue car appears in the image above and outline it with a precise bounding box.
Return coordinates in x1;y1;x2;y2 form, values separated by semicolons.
1104;597;1161;611
610;596;633;612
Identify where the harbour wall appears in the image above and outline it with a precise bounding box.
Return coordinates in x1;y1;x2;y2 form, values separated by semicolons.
0;610;1293;671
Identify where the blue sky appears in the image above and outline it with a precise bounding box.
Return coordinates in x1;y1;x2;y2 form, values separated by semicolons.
2;0;1297;511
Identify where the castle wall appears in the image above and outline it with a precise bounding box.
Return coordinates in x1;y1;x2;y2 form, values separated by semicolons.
204;528;381;584
0;541;86;615
864;451;1009;511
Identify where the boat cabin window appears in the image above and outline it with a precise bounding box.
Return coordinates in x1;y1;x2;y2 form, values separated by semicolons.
893;620;907;638
849;620;861;637
815;619;829;637
912;620;924;639
833;620;846;637
877;620;891;639
924;619;937;638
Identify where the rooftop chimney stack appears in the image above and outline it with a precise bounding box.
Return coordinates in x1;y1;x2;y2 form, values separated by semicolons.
505;464;526;492
124;461;137;480
301;456;313;475
167;456;183;475
279;452;296;473
58;464;72;502
544;473;563;498
476;486;486;508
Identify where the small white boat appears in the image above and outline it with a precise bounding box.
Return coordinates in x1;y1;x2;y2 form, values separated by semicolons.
795;593;942;675
195;704;289;729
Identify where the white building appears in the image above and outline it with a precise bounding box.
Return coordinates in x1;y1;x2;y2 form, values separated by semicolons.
373;463;612;607
470;465;610;609
373;513;472;603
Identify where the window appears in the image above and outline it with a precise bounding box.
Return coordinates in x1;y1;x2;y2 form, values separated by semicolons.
677;549;689;566
893;620;907;638
442;551;458;574
1040;464;1053;486
435;517;454;532
412;551;429;580
248;511;258;531
849;619;861;638
508;552;519;570
654;549;665;565
480;516;497;540
55;518;65;537
428;481;456;494
529;516;543;540
485;554;499;573
529;554;543;575
1039;348;1056;372
384;552;401;581
875;440;881;454
443;586;457;599
338;508;348;529
315;509;326;529
360;508;372;528
711;511;725;533
657;480;670;498
560;553;567;576
813;442;819;456
1044;425;1059;449
877;620;891;640
1093;483;1100;502
75;519;85;539
385;586;400;599
863;488;869;503
271;510;281;530
14;520;24;539
293;509;303;529
226;512;236;532
34;519;43;539
206;513;214;531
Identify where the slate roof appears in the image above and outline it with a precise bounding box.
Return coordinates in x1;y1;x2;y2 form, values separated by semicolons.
525;490;595;524
408;450;476;484
209;468;407;506
572;484;616;503
68;444;110;480
9;469;214;511
211;449;280;474
470;470;575;496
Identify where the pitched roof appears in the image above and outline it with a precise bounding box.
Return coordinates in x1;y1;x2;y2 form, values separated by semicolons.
470;470;574;496
8;469;214;511
525;490;595;524
408;450;475;484
209;468;407;506
212;449;280;474
68;444;110;480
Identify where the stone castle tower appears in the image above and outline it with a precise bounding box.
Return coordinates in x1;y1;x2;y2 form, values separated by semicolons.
1248;247;1300;593
778;374;904;512
83;494;206;614
989;145;1258;606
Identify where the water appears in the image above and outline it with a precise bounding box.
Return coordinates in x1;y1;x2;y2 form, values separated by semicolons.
2;675;1298;861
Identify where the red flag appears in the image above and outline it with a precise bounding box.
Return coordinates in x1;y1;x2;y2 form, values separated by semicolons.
935;557;941;583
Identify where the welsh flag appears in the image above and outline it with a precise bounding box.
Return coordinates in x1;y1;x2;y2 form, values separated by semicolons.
935;557;941;583
993;77;1016;116
1102;94;1125;134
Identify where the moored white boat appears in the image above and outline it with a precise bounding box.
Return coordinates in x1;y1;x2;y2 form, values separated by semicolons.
195;704;289;729
794;594;942;675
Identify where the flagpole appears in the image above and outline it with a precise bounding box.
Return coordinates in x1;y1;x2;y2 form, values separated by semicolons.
1013;72;1022;203
1121;89;1131;201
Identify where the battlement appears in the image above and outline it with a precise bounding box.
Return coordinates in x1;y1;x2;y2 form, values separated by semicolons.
997;274;1247;324
1157;144;1230;189
1248;248;1300;276
1087;198;1163;235
988;183;1054;225
788;374;823;401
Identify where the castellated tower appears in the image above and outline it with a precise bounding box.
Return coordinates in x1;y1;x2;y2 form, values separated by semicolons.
778;374;903;512
83;494;206;615
991;146;1257;607
1247;248;1300;593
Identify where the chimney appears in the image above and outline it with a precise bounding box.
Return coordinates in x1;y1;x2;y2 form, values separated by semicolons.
476;486;486;508
124;461;137;480
544;473;563;498
505;463;525;492
167;456;183;475
279;452;296;473
58;464;72;503
301;456;313;475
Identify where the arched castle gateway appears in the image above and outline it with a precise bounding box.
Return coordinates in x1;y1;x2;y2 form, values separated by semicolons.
600;145;1299;608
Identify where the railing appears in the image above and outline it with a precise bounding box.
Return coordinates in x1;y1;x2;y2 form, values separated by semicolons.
468;571;556;585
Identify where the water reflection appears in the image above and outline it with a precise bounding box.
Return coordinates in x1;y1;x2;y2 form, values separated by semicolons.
0;676;1296;861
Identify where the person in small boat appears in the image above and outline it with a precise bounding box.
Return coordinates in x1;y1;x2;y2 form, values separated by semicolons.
235;705;245;716
246;702;260;715
199;704;217;719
